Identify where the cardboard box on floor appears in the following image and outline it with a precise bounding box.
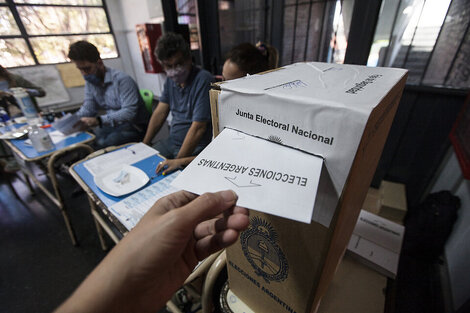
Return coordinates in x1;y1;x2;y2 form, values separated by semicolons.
362;181;407;224
208;62;407;313
347;209;405;278
380;180;407;224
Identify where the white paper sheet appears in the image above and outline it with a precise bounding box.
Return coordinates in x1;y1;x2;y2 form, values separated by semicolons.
172;128;324;224
52;113;81;135
84;142;157;177
109;171;180;230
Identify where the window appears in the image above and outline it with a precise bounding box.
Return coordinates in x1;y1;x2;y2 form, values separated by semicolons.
218;0;271;57
0;0;117;68
175;0;200;50
282;0;354;65
367;0;469;89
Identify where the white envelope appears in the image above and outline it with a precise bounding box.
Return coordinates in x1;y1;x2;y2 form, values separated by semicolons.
172;128;337;225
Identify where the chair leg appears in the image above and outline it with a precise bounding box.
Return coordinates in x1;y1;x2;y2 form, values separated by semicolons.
6;176;21;199
22;171;35;194
60;208;78;246
93;215;108;251
87;197;109;250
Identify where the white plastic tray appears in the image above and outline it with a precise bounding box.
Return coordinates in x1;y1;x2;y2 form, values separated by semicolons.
94;164;149;197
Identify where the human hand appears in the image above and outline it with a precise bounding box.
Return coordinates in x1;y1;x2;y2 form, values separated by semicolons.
56;190;249;313
80;116;99;127
0;90;12;99
156;159;182;175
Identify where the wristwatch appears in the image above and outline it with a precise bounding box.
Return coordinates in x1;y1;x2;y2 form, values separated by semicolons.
96;116;103;128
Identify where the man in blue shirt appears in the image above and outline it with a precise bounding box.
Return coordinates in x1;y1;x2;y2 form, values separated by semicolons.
143;33;213;159
68;41;149;149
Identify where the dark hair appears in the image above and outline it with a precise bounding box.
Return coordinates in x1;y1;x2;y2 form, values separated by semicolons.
154;32;191;62
225;43;270;75
68;40;101;63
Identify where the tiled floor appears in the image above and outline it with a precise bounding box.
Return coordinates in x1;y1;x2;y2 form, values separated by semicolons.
0;168;173;313
0;171;111;312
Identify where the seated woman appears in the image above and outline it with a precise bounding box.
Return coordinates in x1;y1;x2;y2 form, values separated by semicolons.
0;64;46;117
155;43;273;175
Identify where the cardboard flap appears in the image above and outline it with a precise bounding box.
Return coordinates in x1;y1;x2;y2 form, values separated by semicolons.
172;128;335;225
217;62;408;196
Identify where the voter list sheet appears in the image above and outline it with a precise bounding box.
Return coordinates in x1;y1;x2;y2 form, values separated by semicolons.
108;171;180;230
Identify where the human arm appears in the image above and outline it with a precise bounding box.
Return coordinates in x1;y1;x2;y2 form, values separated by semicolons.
156;156;196;175
175;71;213;157
13;74;46;97
98;75;142;127
176;121;208;158
0;90;12;99
142;101;170;145
54;190;249;313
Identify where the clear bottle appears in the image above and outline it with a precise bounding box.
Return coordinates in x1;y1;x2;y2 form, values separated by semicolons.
28;125;54;152
10;87;41;125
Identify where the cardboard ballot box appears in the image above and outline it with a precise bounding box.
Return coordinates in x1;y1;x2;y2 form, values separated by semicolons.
173;62;407;313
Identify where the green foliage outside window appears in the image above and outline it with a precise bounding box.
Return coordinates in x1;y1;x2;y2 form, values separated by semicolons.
0;0;117;67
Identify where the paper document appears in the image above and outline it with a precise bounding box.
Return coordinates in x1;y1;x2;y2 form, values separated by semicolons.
84;143;157;177
172;128;324;224
24;129;78;145
52;113;82;135
109;171;180;230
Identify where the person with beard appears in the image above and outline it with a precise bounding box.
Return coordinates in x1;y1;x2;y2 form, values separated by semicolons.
68;41;149;149
142;32;213;160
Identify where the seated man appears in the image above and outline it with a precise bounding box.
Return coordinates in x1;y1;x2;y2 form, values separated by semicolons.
68;41;149;149
142;33;213;159
155;42;271;175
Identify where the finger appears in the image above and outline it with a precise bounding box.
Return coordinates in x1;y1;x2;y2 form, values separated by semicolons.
161;165;172;176
147;190;197;216
156;161;169;174
193;213;249;240
156;162;164;173
178;190;238;229
195;229;240;260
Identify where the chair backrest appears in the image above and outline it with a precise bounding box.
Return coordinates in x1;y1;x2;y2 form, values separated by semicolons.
140;89;154;114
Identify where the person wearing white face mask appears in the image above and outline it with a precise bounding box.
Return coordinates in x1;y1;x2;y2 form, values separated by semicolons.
143;32;214;161
68;41;150;149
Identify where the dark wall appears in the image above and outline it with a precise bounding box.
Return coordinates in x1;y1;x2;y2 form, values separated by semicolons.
373;86;467;207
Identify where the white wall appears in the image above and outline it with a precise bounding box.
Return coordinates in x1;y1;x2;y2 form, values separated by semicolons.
111;0;166;97
430;150;470;311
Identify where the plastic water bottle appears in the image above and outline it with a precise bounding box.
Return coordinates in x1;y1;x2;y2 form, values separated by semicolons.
10;87;41;125
0;107;13;131
28;125;54;152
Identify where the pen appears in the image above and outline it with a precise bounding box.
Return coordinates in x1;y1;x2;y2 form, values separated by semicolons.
40;124;51;129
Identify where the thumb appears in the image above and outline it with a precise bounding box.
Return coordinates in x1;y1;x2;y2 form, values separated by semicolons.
178;190;238;228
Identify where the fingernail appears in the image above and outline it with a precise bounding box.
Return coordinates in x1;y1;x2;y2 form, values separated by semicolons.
220;190;237;203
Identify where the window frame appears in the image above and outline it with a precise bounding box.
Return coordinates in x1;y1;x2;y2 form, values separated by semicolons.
0;0;119;67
